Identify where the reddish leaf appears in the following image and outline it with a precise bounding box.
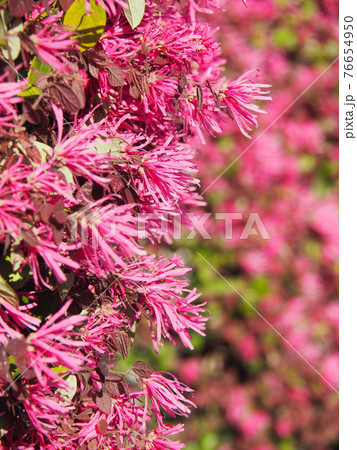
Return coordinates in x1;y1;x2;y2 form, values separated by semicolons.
115;331;131;359
35;73;52;90
22;101;40;125
129;84;140;99
131;153;142;165
122;187;135;204
19;32;38;54
8;0;34;17
56;272;74;300
52;227;64;245
20;229;39;247
0;347;11;379
94;389;112;415
88;439;98;450
196;85;203;113
35;105;49;126
97;419;108;434
98;350;110;377
132;361;154;379
153;55;168;66
86;50;112;66
53;201;68;225
105;374;126;397
49;84;82;114
71;288;96;309
76;409;92;421
179;71;187;93
107;65;125;87
59;0;75;11
6;339;28;373
71;78;86;110
26;145;42;164
110;175;125;193
40;202;53;224
78;180;94;201
88;63;99;79
62;422;74;434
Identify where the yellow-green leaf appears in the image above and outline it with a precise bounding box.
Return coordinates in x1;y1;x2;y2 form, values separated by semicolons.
0;274;19;308
124;0;145;29
63;0;107;52
56;374;77;403
19;56;52;98
95;137;126;158
1;16;24;61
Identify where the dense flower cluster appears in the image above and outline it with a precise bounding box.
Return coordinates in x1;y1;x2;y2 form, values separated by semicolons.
167;0;338;448
0;0;270;448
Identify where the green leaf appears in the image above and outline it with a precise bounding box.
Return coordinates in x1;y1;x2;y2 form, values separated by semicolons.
56;272;75;300
58;166;75;185
1;16;24;61
32;141;52;162
20;85;41;98
63;0;106;52
0;275;19;308
272;27;298;51
52;365;71;375
56;374;77;403
19;56;52;98
95;137;126;158
124;0;145;29
0;9;9;36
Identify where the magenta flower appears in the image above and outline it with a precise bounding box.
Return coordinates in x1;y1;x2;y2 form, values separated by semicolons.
145;424;186;450
25;301;87;388
0;299;40;344
0;75;25;134
24;387;71;434
219;69;271;137
24;16;75;73
142;372;195;425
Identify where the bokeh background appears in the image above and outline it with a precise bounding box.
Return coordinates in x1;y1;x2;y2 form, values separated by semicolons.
118;0;339;448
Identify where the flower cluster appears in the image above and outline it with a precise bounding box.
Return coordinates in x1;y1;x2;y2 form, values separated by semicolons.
0;0;269;448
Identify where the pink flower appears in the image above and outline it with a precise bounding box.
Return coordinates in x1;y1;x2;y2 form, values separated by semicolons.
0;75;25;133
25;301;87;388
145;424;185;450
0;299;40;342
120;255;207;351
177;357;202;385
142;372;195;425
26;18;75;72
275;418;293;437
24;384;73;434
219;70;271;138
321;353;339;387
240;410;269;437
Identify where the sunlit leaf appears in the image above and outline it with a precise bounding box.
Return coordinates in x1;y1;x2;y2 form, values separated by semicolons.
57;374;77;402
1;18;24;61
0;274;19;308
33;141;52;163
95;137;126;158
20;56;51;97
63;0;106;52
124;0;145;29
